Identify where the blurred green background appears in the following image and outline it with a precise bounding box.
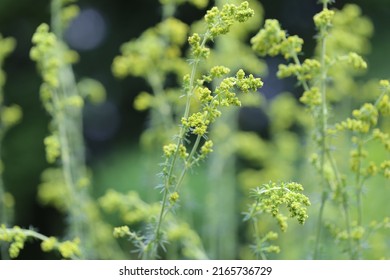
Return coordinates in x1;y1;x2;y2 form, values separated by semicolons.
1;0;389;259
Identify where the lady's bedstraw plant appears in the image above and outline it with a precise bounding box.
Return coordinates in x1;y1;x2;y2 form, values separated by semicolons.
99;190;208;259
0;34;19;258
251;0;389;259
243;182;310;259
0;33;81;260
197;0;266;259
29;0;120;259
0;225;81;259
112;1;194;149
113;1;263;259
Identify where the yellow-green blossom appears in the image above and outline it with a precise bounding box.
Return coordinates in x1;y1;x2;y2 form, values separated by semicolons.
58;238;81;258
113;226;131;238
169;191;180;204
300;87;321;107
41;237;58;252
44;134;61;163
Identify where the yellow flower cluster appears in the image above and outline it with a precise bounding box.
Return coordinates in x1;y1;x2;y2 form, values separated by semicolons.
0;225;80;259
112;17;189;79
313;8;335;36
205;1;254;38
245;182;311;232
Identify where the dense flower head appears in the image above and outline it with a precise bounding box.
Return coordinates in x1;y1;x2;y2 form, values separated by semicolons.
113;226;131;238
188;33;210;59
205;1;254;38
251;19;286;57
277;59;321;81
30;24;62;88
352;103;378;127
183;69;262;137
300;87;322;107
245;182;311;232
313;8;335;31
200;140;213;157
182;112;209;136
279;35;304;59
169;191;180;204
336;103;379;134
347;52;367;70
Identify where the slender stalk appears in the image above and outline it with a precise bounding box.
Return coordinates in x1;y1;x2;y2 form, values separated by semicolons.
174;135;202;193
314;3;353;258
152;33;210;258
355;139;363;226
206;109;237;259
314;7;331;258
51;0;63;40
47;0;95;258
252;219;267;260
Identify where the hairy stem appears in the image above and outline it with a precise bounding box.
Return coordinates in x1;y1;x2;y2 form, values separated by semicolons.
152;33;210;258
314;10;331;259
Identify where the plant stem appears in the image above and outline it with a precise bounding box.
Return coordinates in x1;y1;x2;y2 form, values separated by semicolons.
207;109;237;259
314;4;353;258
252;219;267;260
355;139;363;226
48;0;96;258
152;33;210;258
51;0;63;39
314;13;331;259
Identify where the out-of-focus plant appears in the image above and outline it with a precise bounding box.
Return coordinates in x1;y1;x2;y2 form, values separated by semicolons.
0;30;81;260
251;0;389;259
3;0;388;261
0;34;20;259
178;0;267;259
243;182;310;259
99;189;207;259
113;1;265;259
29;0;121;259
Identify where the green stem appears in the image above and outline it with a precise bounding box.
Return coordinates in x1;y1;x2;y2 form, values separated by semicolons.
291;54;310;92
174;135;202;193
313;190;327;259
252;219;267;260
50;1;89;257
314;17;331;259
152;33;210;258
51;0;63;40
355;139;363;226
207;109;237;259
